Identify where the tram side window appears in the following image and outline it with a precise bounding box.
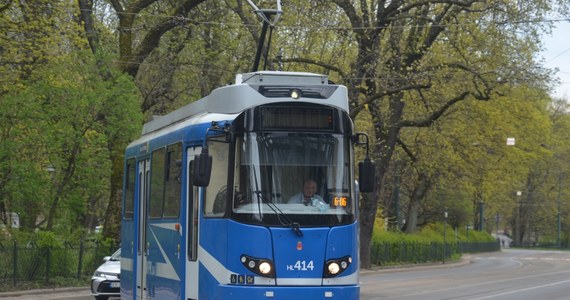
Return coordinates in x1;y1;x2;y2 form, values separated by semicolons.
203;140;229;217
124;158;135;219
150;148;165;218
163;143;182;218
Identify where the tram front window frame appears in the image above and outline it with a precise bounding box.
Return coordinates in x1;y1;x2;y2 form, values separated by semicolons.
230;131;355;227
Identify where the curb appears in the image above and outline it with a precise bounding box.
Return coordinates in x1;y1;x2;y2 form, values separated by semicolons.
0;287;88;298
360;255;472;275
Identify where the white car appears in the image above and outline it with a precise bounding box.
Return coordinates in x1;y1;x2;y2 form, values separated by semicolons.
91;249;120;300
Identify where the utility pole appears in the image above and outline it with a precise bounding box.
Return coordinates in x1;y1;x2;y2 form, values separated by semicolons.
516;190;522;246
557;173;562;248
478;201;485;231
443;211;448;264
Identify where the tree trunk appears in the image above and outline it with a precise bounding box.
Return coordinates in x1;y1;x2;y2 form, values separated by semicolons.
404;173;431;234
46;142;80;231
102;150;124;240
359;190;378;269
77;0;99;54
83;194;100;231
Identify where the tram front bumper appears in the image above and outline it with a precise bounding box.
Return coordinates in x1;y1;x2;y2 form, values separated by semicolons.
213;285;359;300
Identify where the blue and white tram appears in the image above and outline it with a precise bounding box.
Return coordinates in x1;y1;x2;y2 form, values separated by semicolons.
120;71;374;300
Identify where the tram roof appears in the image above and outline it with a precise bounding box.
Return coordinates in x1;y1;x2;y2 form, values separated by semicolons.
141;71;349;136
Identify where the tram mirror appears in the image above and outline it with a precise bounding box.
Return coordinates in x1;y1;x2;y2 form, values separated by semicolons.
358;158;375;193
193;151;212;187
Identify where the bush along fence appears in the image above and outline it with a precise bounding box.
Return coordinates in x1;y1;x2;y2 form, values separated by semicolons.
0;240;116;291
1;239;499;291
371;241;501;266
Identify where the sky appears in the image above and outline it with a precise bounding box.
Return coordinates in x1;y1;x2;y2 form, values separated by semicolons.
540;20;570;100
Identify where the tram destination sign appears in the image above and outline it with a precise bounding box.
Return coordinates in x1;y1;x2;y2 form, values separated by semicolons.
260;107;334;130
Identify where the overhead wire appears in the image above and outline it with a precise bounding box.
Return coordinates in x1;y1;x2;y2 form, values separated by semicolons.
10;0;570;32
9;2;569;82
12;2;570;32
545;47;570;64
91;17;570;33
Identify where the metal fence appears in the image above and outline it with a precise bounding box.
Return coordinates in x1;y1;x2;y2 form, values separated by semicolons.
0;240;115;291
1;239;499;291
512;241;570;248
371;241;501;266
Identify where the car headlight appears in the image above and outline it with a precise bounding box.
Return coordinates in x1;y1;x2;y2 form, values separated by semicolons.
94;271;118;278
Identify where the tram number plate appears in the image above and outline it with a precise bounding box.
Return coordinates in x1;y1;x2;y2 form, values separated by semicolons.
286;260;314;271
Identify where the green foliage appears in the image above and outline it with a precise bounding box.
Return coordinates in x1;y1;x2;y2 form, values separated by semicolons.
0;50;141;233
0;0;568;268
35;231;61;248
0;1;84;90
371;222;498;266
373;222;495;245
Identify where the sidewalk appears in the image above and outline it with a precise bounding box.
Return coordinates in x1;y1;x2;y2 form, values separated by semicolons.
0;287;88;298
360;254;472;274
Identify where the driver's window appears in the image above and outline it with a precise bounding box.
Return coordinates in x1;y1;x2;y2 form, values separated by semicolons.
203;140;229;217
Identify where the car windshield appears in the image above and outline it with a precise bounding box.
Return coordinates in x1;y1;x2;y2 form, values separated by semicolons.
231;132;354;226
109;249;121;261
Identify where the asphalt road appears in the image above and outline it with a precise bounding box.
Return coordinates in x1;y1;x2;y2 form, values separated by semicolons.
2;249;569;300
361;248;570;300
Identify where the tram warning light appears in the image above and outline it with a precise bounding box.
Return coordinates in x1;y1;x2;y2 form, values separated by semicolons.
290;89;301;99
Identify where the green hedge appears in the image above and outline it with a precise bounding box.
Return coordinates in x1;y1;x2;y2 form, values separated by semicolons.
371;223;498;266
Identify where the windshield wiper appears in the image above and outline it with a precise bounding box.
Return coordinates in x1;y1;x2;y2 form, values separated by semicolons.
253;190;303;237
250;162;303;237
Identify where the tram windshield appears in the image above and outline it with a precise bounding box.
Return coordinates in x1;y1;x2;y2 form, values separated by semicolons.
232;132;355;226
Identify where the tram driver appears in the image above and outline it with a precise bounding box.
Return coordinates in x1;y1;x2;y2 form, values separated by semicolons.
287;179;328;210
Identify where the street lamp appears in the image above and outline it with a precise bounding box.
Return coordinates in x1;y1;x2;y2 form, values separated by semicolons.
46;165;55;179
495;213;501;235
443;211;448;264
507;137;516;240
557;173;562;248
478;201;485;231
515;190;522;247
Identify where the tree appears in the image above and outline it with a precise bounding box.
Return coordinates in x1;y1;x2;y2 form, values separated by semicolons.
0;1;74;87
77;0;213;238
324;0;555;267
403;86;552;234
0;0;84;230
1;51;141;232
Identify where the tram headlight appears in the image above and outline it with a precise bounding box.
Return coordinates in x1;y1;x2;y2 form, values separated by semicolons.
290;89;301;99
259;262;272;275
240;255;275;278
327;262;340;275
324;256;352;278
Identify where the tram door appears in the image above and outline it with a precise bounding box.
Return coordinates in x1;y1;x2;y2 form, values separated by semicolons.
137;159;150;300
186;147;200;300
